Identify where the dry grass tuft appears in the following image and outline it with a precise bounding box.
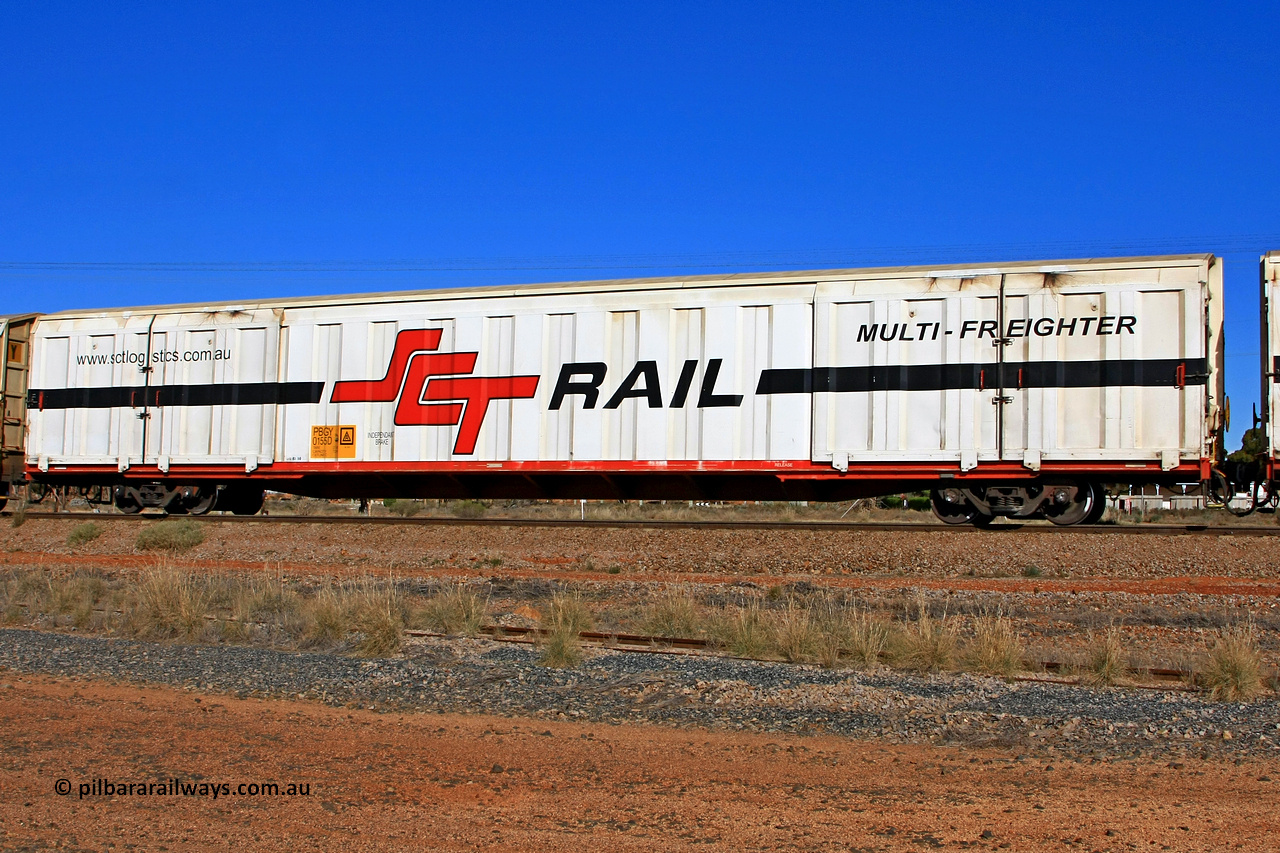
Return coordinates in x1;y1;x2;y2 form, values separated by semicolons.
846;609;891;669
890;604;959;673
712;602;772;659
302;584;351;647
135;520;205;553
641;587;703;640
413;582;488;636
1199;625;1263;702
47;572;109;629
807;595;852;668
349;579;404;657
537;592;594;668
964;614;1023;677
1;570;50;624
538;629;583;668
124;567;212;640
1082;628;1129;686
219;575;304;644
771;603;818;663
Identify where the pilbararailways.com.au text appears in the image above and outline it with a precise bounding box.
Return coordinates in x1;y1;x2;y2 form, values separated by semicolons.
56;778;310;800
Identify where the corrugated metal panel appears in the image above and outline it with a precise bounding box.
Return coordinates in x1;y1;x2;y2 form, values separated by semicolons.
25;256;1222;476
32;255;1217;319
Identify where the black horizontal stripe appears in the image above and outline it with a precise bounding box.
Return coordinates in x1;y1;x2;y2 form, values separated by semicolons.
28;381;325;410
756;358;1209;394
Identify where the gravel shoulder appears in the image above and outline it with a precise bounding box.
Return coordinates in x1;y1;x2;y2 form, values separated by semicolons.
2;627;1276;761
2;664;1278;853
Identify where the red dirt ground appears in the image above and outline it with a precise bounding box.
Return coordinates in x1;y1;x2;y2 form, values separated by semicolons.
1;674;1276;852
4;547;1279;599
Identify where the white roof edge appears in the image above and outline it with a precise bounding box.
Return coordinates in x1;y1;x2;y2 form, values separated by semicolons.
36;253;1217;319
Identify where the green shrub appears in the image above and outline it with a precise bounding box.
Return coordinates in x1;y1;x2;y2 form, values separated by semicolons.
450;500;487;519
385;499;423;518
135;520;205;552
67;522;103;548
906;494;932;512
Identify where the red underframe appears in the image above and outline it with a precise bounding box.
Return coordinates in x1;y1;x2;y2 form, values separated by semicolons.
29;459;1208;482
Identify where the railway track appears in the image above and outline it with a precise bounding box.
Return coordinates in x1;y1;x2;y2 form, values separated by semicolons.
405;624;1194;689
6;509;1280;536
2;596;1195;688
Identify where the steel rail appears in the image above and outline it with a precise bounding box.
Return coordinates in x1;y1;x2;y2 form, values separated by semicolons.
5;509;1280;536
406;625;1194;688
0;600;1201;690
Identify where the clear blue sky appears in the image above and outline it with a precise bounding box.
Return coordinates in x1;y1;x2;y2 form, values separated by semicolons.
2;2;1277;445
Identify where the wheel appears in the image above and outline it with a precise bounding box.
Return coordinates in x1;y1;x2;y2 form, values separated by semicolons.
113;486;142;514
1083;485;1108;524
27;483;49;505
1044;482;1096;526
163;486;216;516
216;485;264;516
232;488;264;516
930;489;976;525
185;488;217;516
970;511;999;528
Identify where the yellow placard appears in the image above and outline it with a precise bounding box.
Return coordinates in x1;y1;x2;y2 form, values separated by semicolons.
311;424;357;459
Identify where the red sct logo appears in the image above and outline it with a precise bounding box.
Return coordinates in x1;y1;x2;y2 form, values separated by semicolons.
330;329;539;455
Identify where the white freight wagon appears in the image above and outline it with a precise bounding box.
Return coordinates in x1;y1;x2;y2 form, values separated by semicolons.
24;254;1225;524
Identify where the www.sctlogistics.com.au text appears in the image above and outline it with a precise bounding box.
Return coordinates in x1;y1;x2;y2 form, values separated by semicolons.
56;778;311;799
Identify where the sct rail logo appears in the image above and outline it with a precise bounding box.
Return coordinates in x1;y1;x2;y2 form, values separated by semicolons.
329;329;538;455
